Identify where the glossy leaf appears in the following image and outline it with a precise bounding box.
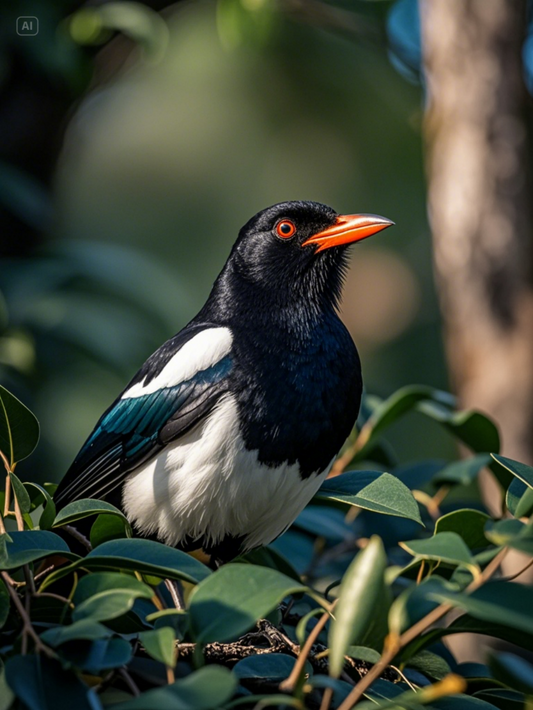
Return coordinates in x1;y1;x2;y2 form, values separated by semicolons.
90;513;129;548
316;471;423;525
40;620;112;646
189;563;307;643
0;530;78;570
73;585;154;623
24;482;56;530
418;402;500;453
114;665;237;710
506;478;533;518
9;471;31;514
434;509;491;550
491;454;533;489
140;627;176;667
433;455;491;487
73;571;152;605
484;519;533;555
53;498;132;532
328;536;387;677
0;384;40;467
428;580;533;635
233;653;302;681
400;532;478;572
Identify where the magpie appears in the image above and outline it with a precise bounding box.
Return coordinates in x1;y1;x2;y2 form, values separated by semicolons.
54;201;393;564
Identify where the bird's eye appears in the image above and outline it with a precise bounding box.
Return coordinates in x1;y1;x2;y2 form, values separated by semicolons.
275;220;297;239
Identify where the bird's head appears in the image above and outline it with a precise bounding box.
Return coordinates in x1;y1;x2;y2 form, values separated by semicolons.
224;201;394;314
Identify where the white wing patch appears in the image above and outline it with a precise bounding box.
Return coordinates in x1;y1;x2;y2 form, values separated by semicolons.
122;327;233;399
122;395;331;552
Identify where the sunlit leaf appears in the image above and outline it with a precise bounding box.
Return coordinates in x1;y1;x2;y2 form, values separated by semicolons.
140;627;176;668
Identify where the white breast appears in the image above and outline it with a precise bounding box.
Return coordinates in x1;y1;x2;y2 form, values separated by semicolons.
121;394;331;552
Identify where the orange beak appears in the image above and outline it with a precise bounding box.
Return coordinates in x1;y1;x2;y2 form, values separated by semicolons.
302;214;394;253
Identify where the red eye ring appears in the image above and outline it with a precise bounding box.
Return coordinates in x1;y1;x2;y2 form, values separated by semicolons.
275;220;297;239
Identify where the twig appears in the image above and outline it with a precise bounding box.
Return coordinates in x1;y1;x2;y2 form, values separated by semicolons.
63;525;92;551
0;507;6;534
118;667;140;696
13;492;24;531
499;556;533;583
164;579;185;610
1;571;56;658
279;601;336;693
335;547;509;710
3;471;11;516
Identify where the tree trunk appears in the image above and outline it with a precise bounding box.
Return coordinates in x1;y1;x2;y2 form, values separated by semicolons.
420;0;533;465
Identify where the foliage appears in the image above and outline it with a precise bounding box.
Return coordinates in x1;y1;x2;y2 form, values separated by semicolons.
0;384;532;709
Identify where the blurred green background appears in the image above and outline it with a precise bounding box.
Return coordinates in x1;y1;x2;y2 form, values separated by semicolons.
0;0;453;483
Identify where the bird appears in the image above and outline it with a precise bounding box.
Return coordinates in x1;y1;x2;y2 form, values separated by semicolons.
54;201;393;566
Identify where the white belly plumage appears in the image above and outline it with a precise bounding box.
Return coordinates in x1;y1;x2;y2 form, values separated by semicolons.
122;394;330;551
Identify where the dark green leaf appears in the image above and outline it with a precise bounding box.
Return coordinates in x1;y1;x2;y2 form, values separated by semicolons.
433;455;491;487
73;585;154;623
489;652;533;695
25;482;56;530
65;637;133;673
0;659;14;710
233;653;303;681
428;580;533;635
237;545;301;583
189;563;307;643
484;519;533;555
491;454;533;489
41;620;112;646
347;646;381;664
9;471;31;514
434;509;491;550
73;571;153;604
406;650;451;681
329;535;387;677
474;689;526;710
5;655;98;710
400;532;478;572
53;498;131;532
0;384;40;467
140;627;176;667
418;402;500;454
431;696;500;709
315;471;423;525
506;478;533;518
90;513;129;547
114;665;237;710
0;530;78;570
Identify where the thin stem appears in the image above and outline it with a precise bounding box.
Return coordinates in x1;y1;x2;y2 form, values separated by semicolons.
13;490;24;531
3;471;11;517
499;557;533;583
0;508;6;534
1;571;56;658
280;600;336;693
63;525;92;551
335;547;509;710
118;667;140;697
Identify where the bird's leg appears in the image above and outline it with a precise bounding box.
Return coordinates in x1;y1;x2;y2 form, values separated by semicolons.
164;579;185;610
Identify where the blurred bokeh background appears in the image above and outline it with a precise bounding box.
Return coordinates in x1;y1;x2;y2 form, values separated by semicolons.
1;0;532;489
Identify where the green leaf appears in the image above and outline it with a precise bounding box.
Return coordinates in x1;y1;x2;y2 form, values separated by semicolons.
434;509;491;550
347;646;381;664
237;545;302;583
418;402;500;453
41;538;211;590
90;513;129;547
315;471;423;525
73;571;153;604
355;386;455;458
40;620;112;646
489;653;533;696
433;455;491;487
491;454;533;488
73;588;153;623
189;563;307;643
328;536;387;678
484;519;533;555
429;580;533;635
233;653;305;681
140;627;176;667
0;384;40;467
0;579;10;629
400;532;478;573
389;577;455;638
114;665;237;710
0;659;14;710
5;655;97;710
0;530;78;570
25;482;56;530
9;471;31;514
67;637;133;674
406;650;451;681
506;478;533;518
474;689;526;710
53;498;132;532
